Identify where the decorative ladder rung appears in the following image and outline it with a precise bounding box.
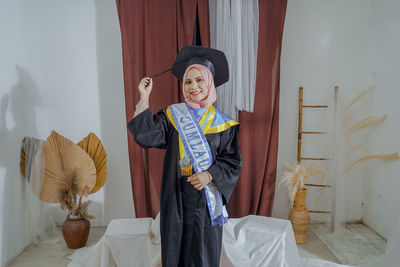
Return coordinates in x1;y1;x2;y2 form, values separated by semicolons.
309;210;331;214
305;184;331;188
301;131;326;134
302;105;328;108
300;157;329;161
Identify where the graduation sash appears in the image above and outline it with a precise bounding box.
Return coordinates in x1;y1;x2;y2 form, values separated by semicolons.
168;103;228;226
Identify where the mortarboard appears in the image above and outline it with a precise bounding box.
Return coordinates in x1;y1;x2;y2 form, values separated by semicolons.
148;45;229;87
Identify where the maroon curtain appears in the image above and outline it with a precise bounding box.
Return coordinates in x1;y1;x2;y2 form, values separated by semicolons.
227;0;287;217
117;0;286;218
116;0;210;218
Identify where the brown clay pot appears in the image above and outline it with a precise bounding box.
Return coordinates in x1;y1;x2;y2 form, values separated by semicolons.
62;215;90;249
288;189;310;244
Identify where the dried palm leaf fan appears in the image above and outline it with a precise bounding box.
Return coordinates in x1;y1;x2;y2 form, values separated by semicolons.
33;131;97;203
77;132;107;193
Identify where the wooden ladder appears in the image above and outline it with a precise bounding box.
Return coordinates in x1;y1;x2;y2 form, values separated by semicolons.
297;86;338;229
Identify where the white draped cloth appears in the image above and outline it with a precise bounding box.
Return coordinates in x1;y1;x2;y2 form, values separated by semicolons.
68;215;350;267
209;0;259;121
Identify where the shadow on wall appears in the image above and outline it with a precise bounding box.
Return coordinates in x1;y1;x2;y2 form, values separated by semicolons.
0;66;43;265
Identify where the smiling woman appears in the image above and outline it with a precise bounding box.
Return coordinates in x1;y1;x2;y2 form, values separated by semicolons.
128;45;241;267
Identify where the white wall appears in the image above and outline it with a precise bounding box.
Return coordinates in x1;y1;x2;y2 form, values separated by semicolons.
276;0;400;242
0;0;132;265
274;0;370;224
363;0;400;239
93;0;134;224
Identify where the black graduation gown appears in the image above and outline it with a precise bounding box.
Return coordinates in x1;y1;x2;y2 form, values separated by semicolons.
128;107;241;267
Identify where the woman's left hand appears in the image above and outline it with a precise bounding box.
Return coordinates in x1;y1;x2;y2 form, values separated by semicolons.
187;171;212;191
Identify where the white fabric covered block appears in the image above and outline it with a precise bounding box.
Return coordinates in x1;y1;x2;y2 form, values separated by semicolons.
69;215;349;267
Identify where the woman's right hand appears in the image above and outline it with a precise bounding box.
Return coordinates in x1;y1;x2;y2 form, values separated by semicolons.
138;77;153;99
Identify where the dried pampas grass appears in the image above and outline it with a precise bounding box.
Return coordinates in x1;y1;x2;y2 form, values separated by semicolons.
280;162;326;205
344;153;400;171
57;175;94;218
345;145;365;157
77;200;95;219
345;86;376;112
58;173;79;216
346;115;387;136
343;86;376;126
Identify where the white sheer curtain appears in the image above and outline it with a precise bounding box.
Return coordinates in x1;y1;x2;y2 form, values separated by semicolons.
209;0;259;121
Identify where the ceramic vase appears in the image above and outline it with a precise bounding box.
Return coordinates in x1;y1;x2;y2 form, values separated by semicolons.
62;215;90;249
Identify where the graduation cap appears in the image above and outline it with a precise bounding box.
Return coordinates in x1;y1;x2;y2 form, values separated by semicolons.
148;45;229;87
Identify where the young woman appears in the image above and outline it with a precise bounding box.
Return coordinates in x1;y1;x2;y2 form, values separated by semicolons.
128;45;241;267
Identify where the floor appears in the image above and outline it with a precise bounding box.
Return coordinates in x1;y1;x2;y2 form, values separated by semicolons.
312;223;386;266
298;227;341;263
8;226;341;267
7;227;106;267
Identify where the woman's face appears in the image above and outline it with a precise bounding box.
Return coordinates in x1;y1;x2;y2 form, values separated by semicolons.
184;68;208;102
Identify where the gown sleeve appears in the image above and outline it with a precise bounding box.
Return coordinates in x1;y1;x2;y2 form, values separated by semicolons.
127;108;170;149
207;125;241;205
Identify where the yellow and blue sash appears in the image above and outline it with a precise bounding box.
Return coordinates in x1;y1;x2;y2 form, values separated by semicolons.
167;103;236;226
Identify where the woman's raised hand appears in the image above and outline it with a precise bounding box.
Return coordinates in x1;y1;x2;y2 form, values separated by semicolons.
138;77;153;99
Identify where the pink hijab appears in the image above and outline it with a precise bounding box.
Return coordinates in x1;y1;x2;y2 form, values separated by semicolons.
182;64;217;109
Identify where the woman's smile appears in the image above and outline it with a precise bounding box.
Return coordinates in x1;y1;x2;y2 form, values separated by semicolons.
190;90;201;96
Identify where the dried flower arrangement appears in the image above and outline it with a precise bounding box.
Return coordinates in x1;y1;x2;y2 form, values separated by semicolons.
21;131;107;219
280;161;325;206
57;173;94;219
